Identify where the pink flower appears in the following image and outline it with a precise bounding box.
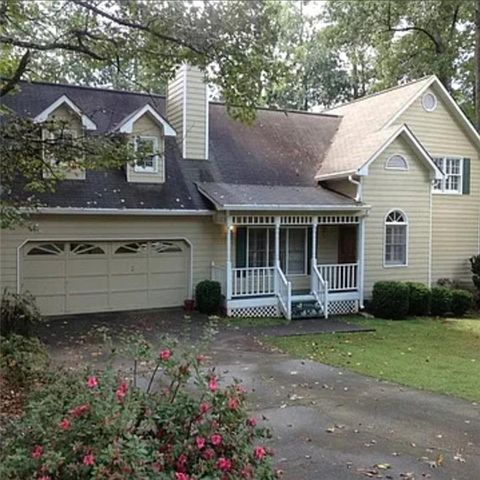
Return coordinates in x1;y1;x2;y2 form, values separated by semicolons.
59;418;71;430
208;376;218;392
70;404;89;418
227;397;239;410
175;454;188;472
196;354;205;364
199;402;209;414
195;436;206;450
202;448;215;460
217;457;232;472
246;417;257;427
175;473;189;480
31;445;43;459
116;381;128;402
210;433;222;446
241;465;253;479
159;348;172;361
83;452;95;466
235;384;247;394
87;376;98;389
254;446;267;460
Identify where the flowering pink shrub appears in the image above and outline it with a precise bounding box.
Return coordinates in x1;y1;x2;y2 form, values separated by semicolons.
0;345;277;479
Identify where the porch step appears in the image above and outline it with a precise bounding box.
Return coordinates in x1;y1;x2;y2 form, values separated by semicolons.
291;299;325;319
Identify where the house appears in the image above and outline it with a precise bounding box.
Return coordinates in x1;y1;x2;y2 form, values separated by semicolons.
1;65;479;319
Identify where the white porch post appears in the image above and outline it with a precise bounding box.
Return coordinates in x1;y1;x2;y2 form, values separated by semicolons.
310;219;318;292
274;216;281;293
357;215;365;309
226;215;233;301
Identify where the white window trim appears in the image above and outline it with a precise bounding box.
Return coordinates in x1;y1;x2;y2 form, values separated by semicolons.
383;209;409;268
385;154;409;171
134;135;159;173
432;156;463;195
245;226;308;275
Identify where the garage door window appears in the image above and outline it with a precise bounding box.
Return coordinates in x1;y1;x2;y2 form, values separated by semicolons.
70;243;105;255
114;242;148;254
152;241;182;254
26;243;65;255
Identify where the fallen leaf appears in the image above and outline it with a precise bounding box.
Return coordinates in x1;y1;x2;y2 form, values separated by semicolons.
375;463;391;470
453;452;465;463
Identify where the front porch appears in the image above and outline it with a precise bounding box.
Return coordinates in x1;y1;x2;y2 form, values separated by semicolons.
211;213;366;319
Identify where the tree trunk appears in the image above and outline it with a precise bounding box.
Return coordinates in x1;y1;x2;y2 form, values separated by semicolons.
475;0;480;131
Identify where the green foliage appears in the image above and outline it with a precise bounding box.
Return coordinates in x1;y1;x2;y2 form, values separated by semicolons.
0;346;277;480
470;254;480;291
430;287;453;316
0;334;49;388
0;289;41;337
372;281;410;320
195;280;222;315
406;282;431;316
450;289;473;317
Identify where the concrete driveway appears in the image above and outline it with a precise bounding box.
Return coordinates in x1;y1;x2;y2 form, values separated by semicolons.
37;309;480;480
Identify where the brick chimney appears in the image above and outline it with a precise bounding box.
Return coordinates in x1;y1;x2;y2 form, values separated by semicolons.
166;64;208;160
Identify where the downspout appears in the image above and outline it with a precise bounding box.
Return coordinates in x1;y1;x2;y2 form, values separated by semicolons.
348;175;362;202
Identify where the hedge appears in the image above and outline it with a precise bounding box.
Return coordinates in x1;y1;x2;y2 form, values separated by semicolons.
195;280;222;314
451;289;473;317
406;282;431;316
430;287;453;316
372;281;409;319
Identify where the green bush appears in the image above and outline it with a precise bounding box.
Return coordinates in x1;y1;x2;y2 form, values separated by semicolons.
1;289;41;337
195;280;222;314
0;344;277;480
0;334;49;388
430;287;453;316
372;281;410;319
406;282;431;316
451;289;473;317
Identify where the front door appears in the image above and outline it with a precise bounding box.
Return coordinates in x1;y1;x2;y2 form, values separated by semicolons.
338;226;357;263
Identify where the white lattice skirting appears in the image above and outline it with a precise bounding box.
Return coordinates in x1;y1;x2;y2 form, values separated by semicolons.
328;300;359;315
229;305;280;318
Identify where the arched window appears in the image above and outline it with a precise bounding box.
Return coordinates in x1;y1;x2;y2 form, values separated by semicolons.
385;154;408;171
422;92;437;112
384;210;408;266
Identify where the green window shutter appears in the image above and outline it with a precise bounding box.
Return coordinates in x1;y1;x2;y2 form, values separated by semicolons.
462;158;470;195
235;227;247;267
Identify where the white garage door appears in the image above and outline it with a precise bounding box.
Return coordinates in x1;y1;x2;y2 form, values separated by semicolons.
21;240;189;316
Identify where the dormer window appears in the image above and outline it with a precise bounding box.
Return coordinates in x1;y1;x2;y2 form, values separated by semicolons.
134;135;159;173
385;154;408;171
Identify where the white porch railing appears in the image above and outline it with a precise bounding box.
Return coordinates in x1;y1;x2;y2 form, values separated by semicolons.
231;267;275;297
275;264;291;320
311;262;328;318
211;262;227;294
318;263;358;292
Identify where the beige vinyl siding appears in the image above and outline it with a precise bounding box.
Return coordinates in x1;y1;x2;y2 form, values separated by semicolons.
166;65;207;160
362;137;431;296
44;104;85;180
397;87;480;285
126;114;165;184
0;215;225;309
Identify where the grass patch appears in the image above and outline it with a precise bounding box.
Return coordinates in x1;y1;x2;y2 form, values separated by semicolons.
223;316;289;328
267;316;480;402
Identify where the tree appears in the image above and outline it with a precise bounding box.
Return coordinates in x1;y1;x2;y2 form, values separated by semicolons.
263;1;351;110
0;0;283;228
323;0;476;119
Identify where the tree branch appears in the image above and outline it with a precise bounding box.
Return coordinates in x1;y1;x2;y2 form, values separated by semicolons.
0;50;30;97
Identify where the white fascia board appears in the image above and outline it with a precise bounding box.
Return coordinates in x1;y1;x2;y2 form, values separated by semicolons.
357;125;443;180
28;208;213;216
315;169;357;181
215;204;369;212
117;104;176;136
385;76;480;150
33;94;97;130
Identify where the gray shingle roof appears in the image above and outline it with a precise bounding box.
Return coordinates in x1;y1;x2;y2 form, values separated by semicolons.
2;80;351;211
196;182;362;210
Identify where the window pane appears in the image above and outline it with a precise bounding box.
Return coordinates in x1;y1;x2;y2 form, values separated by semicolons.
385;225;406;265
248;229;267;267
287;229;306;274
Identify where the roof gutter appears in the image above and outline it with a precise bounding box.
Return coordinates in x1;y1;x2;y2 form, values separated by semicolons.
212;204;369;212
348;175;362;202
25;208;214;216
315;169;357;181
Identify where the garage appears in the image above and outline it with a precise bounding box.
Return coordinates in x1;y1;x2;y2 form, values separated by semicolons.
21;240;190;316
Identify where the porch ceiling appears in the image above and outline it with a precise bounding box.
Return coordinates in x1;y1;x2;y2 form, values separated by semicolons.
196;182;365;211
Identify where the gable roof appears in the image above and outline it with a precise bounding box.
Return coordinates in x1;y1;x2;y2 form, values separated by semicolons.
2;80;343;211
316;75;479;179
114;103;176;136
33;94;97;130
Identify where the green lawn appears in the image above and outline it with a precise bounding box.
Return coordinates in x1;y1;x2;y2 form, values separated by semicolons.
266;316;480;402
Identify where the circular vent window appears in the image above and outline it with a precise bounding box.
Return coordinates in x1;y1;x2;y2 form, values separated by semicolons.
422;92;437;112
